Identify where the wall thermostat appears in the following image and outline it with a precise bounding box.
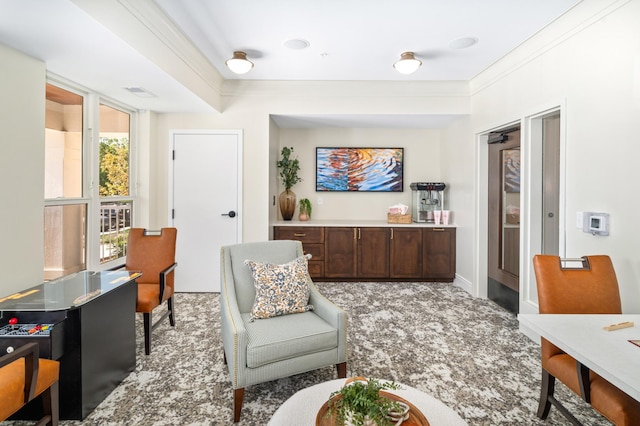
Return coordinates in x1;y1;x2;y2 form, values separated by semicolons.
583;212;609;236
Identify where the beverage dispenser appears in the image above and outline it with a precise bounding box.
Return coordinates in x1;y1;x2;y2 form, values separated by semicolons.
410;182;446;223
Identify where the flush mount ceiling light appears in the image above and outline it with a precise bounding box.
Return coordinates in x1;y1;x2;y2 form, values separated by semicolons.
393;52;422;75
225;51;254;74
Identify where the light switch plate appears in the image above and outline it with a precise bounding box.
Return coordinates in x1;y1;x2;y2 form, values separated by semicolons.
576;212;583;229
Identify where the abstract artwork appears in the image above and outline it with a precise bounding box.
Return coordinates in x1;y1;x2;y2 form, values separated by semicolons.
503;148;520;193
316;147;403;192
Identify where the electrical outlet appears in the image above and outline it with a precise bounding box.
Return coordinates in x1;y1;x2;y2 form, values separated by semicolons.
317;197;323;205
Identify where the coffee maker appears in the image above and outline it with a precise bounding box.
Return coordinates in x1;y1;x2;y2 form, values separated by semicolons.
410;182;446;223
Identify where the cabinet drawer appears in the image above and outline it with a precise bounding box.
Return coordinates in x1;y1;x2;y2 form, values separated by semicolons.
275;226;324;244
302;243;325;261
0;320;65;360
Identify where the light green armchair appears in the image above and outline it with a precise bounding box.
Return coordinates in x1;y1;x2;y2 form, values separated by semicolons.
220;240;348;422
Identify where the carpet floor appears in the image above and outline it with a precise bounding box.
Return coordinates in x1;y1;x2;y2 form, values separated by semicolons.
2;282;609;425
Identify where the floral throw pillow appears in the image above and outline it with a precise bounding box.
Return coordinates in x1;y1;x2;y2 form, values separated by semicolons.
245;255;314;320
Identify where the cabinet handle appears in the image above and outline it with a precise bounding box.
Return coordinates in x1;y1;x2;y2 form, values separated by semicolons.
353;228;357;240
390;228;394;240
433;228;445;231
358;228;361;240
293;233;306;237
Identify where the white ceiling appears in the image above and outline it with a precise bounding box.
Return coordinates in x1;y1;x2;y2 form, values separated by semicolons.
0;0;580;125
155;0;579;81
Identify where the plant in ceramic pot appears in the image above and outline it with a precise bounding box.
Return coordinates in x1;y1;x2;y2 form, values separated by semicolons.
298;198;312;221
276;146;302;220
327;377;409;426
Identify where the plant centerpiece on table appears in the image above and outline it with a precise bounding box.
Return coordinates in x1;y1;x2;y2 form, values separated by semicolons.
327;377;408;426
276;146;302;220
298;198;312;221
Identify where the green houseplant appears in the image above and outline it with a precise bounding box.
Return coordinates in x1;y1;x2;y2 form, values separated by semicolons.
276;146;302;220
327;377;408;426
298;198;312;221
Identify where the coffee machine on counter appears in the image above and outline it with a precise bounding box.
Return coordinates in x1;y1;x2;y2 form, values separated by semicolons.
410;182;447;223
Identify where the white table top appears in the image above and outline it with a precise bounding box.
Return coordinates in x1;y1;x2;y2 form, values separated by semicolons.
518;314;640;401
268;378;467;426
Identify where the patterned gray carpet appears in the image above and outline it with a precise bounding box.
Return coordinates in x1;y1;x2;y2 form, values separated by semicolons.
3;282;608;426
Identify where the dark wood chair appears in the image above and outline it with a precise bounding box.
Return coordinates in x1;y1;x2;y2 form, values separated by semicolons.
533;255;640;425
125;228;178;355
0;342;60;425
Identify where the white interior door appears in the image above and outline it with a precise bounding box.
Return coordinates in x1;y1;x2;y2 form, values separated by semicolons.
171;130;242;292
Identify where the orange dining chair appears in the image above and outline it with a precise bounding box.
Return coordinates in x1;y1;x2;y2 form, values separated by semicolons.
532;254;640;425
0;342;60;425
125;228;178;355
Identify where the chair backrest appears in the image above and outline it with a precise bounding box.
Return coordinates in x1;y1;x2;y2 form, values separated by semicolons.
221;240;304;313
532;254;622;315
126;228;177;288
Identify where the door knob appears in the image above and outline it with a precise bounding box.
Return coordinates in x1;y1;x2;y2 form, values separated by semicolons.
222;211;236;218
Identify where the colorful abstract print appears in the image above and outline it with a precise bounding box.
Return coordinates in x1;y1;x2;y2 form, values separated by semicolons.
316;147;403;192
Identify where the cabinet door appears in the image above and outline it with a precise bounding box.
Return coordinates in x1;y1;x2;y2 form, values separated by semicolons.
357;227;390;278
423;228;456;281
325;227;357;278
390;228;422;278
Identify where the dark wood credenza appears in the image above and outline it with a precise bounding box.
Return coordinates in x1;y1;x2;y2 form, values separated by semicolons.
274;223;456;282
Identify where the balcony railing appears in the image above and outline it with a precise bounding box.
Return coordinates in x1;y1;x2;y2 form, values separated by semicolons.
100;202;132;263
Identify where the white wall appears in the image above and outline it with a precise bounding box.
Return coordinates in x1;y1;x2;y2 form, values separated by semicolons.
470;0;640;313
440;117;474;289
0;44;46;296
153;81;470;243
277;128;442;221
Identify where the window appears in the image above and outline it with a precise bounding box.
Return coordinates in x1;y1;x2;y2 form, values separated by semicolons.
99;104;132;264
44;84;86;280
44;82;135;279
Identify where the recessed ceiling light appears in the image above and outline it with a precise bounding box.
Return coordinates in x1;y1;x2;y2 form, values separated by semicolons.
283;38;310;50
449;37;478;50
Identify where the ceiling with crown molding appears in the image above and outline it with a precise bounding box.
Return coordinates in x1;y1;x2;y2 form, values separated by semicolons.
0;0;580;124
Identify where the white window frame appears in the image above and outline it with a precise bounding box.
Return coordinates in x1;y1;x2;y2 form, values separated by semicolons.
46;74;137;274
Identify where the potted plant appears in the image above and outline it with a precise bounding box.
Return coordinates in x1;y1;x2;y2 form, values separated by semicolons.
276;146;302;220
327;377;409;426
298;198;312;221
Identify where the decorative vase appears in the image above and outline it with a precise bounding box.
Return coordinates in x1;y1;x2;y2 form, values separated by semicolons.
298;212;309;221
279;189;296;221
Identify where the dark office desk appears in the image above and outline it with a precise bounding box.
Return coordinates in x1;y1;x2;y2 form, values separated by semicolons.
0;270;140;420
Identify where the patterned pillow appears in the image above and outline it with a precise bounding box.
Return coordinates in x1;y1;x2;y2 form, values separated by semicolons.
245;255;313;320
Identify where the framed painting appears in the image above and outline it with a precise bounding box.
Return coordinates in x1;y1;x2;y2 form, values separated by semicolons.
316;147;404;192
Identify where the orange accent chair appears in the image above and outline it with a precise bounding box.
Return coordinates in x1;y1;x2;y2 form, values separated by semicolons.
532;255;640;425
126;228;178;355
0;342;60;425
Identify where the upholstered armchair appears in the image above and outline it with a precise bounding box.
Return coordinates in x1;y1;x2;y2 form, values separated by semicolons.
125;228;177;355
0;342;60;425
220;240;347;422
533;255;640;425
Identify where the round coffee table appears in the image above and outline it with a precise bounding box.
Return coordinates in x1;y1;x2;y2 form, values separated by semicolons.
268;378;467;425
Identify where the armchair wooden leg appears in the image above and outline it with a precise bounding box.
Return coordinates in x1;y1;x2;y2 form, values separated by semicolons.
168;296;176;327
336;362;347;379
537;369;554;419
233;387;245;423
40;381;59;426
577;361;591;403
538;369;584;426
143;312;152;355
